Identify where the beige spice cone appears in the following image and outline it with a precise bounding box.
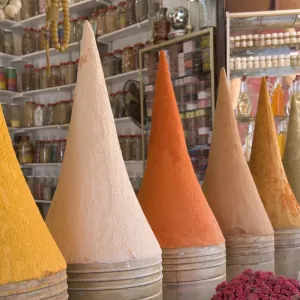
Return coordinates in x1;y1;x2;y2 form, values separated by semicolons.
283;96;300;204
202;68;273;237
249;78;300;229
46;21;161;264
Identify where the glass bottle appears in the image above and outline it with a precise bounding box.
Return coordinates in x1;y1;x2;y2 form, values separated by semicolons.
39;27;47;51
278;119;286;160
22;64;34;92
126;0;136;25
22;28;33;55
245;121;255;162
113;49;123;75
32;0;40;16
236;75;252;120
32;68;40;90
135;0;148;23
272;77;285;117
32;28;40;52
106;6;117;33
2;30;14;55
199;0;217;29
133;43;144;70
40;141;51;163
39;67;48;89
69;18;77;43
23;101;36;127
155;6;170;43
96;9;107;37
10;103;21;128
34;104;45;126
89;12;98;35
21;0;32;20
117;1;128;29
18;136;34;164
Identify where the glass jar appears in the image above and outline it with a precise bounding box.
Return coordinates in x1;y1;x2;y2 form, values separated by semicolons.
285;54;291;67
66;62;76;85
259;56;266;68
57;21;64;45
39;0;47;13
40;67;49;89
23;101;36;127
6;67;17;92
199;0;216;28
117;1;128;29
10;103;21;128
69;18;77;43
35;176;44;200
132;135;142;160
123;135;132;161
26;176;35;197
106;6;117;33
50;177;58;198
234;36;240;48
272;55;279;68
279;55;285;67
230;58;234;70
32;0;39;16
253;34;259;47
116;91;127;118
22;64;33;92
246;34;253;47
34;104;45;126
56;139;67;163
43;177;52;201
109;93;117;117
18;136;34;164
241;57;247;69
34;140;42;163
2;30;14;55
59;62;67;86
284;32;290;44
133;43;144;70
113;49;123;75
21;0;32;20
0;102;9;125
67;100;73;123
0;65;7;90
32;28;40;52
248;57;255;69
297;31;300;44
102;53;114;78
96;9;107;37
266;56;272;68
143;40;153;68
32;68;40;90
51;140;59;162
75;17;88;42
39;141;51;163
291;54;298;67
45;103;54;125
57;101;68;124
39;27;47;51
291;31;297;44
135;0;148;22
259;34;265;47
22;28;33;55
240;35;246;47
155;7;170;43
145;84;154;116
265;34;271;46
235;57;241;70
89;12;98;35
48;65;59;87
278;33;284;45
271;33;278;46
122;46;133;73
126;0;136;25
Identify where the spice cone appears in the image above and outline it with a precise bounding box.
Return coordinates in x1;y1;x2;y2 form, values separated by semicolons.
249;78;300;229
0;106;67;296
138;51;224;249
202;68;273;237
283;97;300;204
46;21;161;264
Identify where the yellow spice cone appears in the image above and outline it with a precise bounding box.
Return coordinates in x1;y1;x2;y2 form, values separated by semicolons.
284;96;300;204
0;107;66;286
203;68;273;237
249;78;300;229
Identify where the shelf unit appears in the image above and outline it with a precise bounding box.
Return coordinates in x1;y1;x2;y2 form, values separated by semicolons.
0;0;154;214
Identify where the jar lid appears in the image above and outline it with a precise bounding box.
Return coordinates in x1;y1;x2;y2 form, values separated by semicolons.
241;57;247;62
266;55;272;59
234;36;240;40
284;32;290;37
246;34;252;38
123;46;133;50
51;64;59;67
24;64;34;68
79;16;88;20
259;56;265;60
271;33;278;37
24;27;29;31
279;54;285;59
259;34;265;38
230;37;234;41
71;18;78;22
58;21;63;24
114;49;123;53
98;8;107;13
108;5;117;9
273;55;278;59
41;66;47;69
117;90;127;95
278;33;284;37
76;59;80;62
26;100;35;104
253;34;259;38
265;34;271;38
134;43;145;47
118;1;128;5
103;52;113;56
110;92;118;96
60;62;67;65
290;31;297;36
241;35;246;39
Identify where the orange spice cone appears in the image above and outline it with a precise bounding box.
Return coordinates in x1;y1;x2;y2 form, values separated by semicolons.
46;21;162;300
249;77;300;279
138;51;225;300
202;69;274;281
284;97;300;204
0;106;67;298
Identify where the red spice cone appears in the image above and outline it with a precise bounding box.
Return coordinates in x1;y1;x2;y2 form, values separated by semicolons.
138;51;224;249
249;78;300;229
202;69;273;237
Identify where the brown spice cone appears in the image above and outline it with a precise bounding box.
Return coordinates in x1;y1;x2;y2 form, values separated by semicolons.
249;78;300;229
202;68;273;237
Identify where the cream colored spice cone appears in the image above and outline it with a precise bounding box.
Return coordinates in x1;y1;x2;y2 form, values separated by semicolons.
46;21;162;299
